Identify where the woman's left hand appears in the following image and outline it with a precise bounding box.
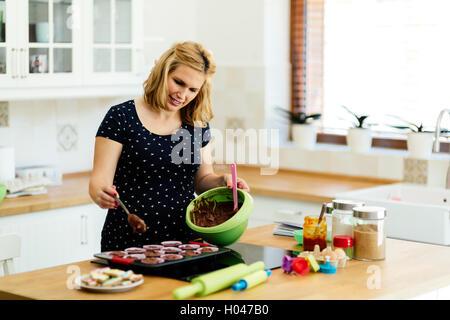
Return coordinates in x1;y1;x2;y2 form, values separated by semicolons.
223;174;250;193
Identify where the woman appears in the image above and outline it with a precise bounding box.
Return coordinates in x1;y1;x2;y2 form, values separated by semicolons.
89;41;250;251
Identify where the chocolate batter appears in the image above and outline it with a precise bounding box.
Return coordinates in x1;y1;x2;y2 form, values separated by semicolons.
128;214;147;234
190;196;242;227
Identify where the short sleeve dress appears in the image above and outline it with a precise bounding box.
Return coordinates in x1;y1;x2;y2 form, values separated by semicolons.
96;100;211;251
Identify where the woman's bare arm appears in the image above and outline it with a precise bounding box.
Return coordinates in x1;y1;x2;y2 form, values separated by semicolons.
89;137;123;209
194;144;250;195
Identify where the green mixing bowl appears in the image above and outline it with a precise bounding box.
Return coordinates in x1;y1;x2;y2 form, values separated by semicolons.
0;184;6;203
186;187;254;246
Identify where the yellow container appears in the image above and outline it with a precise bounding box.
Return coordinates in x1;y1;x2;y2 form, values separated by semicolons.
302;216;327;251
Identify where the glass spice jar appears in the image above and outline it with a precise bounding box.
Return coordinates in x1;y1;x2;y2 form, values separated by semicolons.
331;199;365;240
352;206;387;261
332;235;354;259
302;216;327;251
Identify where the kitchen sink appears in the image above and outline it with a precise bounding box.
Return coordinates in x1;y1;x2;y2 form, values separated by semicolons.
334;183;450;246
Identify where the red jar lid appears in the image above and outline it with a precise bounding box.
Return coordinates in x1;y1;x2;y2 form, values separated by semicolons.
333;235;354;247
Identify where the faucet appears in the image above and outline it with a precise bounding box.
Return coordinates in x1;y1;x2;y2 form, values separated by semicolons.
433;109;450;188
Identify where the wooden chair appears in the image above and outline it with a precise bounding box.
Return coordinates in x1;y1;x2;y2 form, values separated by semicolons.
0;234;21;276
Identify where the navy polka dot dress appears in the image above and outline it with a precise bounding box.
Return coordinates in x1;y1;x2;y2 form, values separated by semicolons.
96;100;211;252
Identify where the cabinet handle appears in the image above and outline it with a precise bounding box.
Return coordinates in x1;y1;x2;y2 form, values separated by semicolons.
20;48;27;79
80;215;88;245
11;48;18;79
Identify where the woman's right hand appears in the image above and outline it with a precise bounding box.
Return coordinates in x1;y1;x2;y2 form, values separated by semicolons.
94;185;119;209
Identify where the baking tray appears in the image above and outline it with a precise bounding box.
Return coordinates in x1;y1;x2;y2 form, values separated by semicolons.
93;247;230;271
94;247;230;268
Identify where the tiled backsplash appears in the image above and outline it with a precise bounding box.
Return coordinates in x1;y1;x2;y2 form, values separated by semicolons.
404;158;428;184
0;97;126;173
0;102;8;127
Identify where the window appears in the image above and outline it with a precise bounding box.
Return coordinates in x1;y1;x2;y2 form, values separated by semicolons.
291;0;450;152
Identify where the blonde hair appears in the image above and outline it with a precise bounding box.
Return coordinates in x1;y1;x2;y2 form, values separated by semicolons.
143;41;216;127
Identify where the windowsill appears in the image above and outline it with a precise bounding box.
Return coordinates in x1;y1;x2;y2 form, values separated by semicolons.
280;142;450;160
275;142;449;187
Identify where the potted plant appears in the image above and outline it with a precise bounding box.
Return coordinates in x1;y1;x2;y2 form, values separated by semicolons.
341;105;373;153
275;107;321;149
386;115;434;159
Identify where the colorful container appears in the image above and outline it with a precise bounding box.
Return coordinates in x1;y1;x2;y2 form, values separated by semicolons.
332;235;354;259
302;216;327;251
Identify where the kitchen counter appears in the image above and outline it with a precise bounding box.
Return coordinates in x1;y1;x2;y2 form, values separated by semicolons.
0;224;449;300
0;166;398;218
0;172;92;218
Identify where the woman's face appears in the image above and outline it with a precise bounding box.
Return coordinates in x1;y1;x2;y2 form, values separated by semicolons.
166;64;205;112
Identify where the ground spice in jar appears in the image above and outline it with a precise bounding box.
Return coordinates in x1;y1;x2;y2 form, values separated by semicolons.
353;224;385;261
352;206;386;261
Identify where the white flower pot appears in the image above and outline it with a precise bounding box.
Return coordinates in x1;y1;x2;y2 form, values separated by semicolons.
407;132;434;159
292;123;317;150
347;128;372;153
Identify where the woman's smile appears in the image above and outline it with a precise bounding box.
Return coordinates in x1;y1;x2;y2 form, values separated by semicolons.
166;65;205;110
169;95;184;107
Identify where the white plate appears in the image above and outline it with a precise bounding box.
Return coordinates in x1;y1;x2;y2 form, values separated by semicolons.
75;276;144;293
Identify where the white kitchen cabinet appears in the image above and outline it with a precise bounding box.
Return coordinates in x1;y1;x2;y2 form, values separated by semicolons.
0;0;144;99
83;0;145;86
247;195;324;228
0;203;106;276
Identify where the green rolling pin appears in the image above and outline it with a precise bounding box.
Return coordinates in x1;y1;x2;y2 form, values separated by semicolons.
172;261;265;300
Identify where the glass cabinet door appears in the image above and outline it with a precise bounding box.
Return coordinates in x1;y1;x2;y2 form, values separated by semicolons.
0;0;8;75
93;0;132;73
28;0;73;75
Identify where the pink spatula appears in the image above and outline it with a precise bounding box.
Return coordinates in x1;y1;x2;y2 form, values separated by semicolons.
230;163;238;212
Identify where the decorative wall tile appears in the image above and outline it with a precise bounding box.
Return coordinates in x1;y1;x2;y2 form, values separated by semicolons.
57;124;78;152
0;102;9;127
225;117;246;130
404;158;428;184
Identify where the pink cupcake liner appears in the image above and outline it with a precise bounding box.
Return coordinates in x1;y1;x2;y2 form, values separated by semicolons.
163;246;182;253
179;244;201;250
141;257;165;265
180;249;202;256
161;241;182;247
124;253;146;260
144;250;165;257
143;244;164;250
124;247;146;254
200;246;219;253
161;254;184;261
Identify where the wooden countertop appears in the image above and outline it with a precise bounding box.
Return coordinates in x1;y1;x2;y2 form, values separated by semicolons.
0;224;449;300
0;172;93;218
0;166;398;218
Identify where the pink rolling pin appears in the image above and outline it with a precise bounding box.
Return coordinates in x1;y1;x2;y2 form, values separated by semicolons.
230;163;238;212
